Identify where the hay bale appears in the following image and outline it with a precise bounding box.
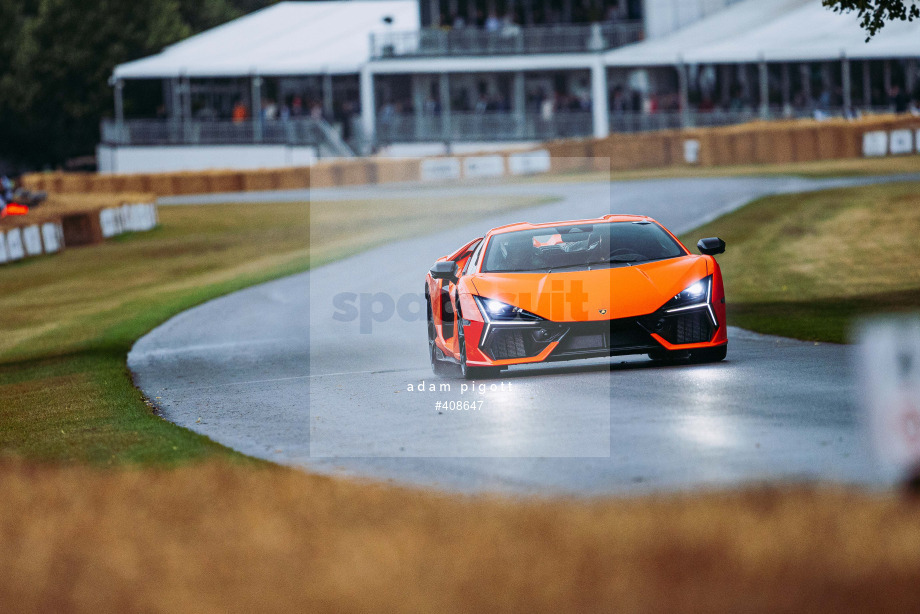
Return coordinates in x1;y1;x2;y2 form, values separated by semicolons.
147;173;177;196
338;160;373;186
276;168;311;190
172;173;210;195
709;132;734;167
815;125;845;160
20;173;46;192
308;164;336;188
792;125;818;162
730;130;757;165
376;159;421;184
207;171;245;193
59;173;93;193
119;174;150;193
61;212;104;247
241;170;280;192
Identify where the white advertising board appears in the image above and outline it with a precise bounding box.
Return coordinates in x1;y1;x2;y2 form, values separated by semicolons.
862;131;888;157
6;228;24;260
41;222;63;253
22;225;43;256
420;158;461;181
683;139;701;164
463;155;505;178
890;129;914;155
508;150;552;175
100;207;123;237
857;318;920;476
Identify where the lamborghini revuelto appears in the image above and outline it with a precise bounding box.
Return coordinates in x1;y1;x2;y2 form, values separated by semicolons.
425;215;728;379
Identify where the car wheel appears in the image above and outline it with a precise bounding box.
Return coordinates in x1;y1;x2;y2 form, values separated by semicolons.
689;344;728;364
427;295;452;377
458;319;500;380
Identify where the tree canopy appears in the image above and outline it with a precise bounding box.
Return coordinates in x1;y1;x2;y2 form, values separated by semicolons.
0;0;277;170
822;0;920;39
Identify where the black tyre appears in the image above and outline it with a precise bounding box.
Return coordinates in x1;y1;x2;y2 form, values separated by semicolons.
689;344;728;364
427;295;453;377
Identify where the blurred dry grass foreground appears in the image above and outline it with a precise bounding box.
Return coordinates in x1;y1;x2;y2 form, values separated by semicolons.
2;460;920;613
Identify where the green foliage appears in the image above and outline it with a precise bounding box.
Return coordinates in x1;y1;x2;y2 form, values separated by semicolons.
0;0;277;169
822;0;920;39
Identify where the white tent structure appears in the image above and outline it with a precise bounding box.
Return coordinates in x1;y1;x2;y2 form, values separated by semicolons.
603;0;920;66
104;0;920;172
113;0;418;78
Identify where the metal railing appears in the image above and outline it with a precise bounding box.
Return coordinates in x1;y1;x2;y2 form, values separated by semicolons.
370;22;643;59
101;118;355;156
375;111;594;143
608;109;762;133
371;106;902;145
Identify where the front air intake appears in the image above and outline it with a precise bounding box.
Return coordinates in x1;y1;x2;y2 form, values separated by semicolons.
487;328;529;360
657;310;714;345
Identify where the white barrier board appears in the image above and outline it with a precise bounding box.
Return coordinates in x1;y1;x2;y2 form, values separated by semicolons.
41;222;63;253
420;158;461;181
0;232;7;264
863;131;888;157
463;155;505;178
890;129;914;155
857;318;920;476
6;228;24;260
22;225;43;256
142;203;159;230
508;150;552;175
683;139;701;164
99;207;122;237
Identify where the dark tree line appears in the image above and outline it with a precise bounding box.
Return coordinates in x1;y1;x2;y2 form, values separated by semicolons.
0;0;277;170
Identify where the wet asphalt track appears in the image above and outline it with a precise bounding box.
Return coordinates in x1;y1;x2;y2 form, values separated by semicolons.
130;175;919;495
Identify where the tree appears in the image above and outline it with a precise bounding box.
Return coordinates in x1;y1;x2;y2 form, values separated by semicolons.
822;0;920;40
0;0;277;169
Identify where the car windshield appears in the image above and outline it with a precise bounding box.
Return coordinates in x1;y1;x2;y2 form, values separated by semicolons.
481;222;686;273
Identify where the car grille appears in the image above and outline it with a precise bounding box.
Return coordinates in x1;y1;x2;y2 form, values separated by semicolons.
656;310;714;345
555;320;652;355
488;328;530;360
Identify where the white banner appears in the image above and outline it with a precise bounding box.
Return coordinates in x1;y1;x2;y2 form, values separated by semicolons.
41;222;63;253
6;228;24;260
100;207;123;237
683;139;701;164
862;131;888;157
890;129;914;155
22;225;43;256
0;232;8;264
421;158;461;181
463;155;505;178
508;150;552;175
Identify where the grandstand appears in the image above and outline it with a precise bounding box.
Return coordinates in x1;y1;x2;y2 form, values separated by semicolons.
102;0;920;172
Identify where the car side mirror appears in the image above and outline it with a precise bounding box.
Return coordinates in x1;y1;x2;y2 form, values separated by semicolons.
697;237;725;256
430;261;458;281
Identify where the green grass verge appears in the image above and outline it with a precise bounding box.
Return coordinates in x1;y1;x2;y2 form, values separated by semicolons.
0;195;548;465
680;181;920;342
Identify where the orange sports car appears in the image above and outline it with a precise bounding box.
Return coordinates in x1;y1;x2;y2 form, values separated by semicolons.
425;215;727;379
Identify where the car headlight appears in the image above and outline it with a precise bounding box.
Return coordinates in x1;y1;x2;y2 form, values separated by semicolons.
474;296;544;322
664;276;711;311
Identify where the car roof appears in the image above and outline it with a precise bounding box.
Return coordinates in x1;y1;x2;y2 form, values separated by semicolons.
487;215;655;236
